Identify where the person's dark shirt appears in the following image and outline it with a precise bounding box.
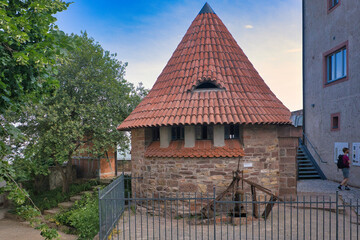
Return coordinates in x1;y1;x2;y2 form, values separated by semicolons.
343;154;350;168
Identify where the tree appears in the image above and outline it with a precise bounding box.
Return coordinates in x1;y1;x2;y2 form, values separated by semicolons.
0;0;71;183
0;0;70;113
19;33;146;193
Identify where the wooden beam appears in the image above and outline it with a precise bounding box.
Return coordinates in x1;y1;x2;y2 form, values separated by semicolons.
251;185;259;218
262;195;278;219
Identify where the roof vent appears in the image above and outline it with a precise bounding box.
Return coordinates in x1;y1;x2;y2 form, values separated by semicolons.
195;81;219;89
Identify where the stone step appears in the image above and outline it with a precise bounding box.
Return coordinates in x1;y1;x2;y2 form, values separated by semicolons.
298;167;316;170
70;195;82;202
298;162;313;166
299;170;319;174
58;201;74;209
80;191;93;195
298;175;321;179
44;208;62;216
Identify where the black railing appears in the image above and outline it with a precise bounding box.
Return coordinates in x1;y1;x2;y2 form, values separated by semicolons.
302;132;327;163
299;137;327;180
99;174;125;240
101;191;359;239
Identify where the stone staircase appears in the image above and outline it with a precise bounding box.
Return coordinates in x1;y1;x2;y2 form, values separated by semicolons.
297;144;326;180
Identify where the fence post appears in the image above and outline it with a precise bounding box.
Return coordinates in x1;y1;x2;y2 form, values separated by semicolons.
336;191;339;240
98;187;102;240
213;187;216;240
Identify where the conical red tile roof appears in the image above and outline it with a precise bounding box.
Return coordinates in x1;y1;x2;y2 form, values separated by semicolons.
118;3;291;130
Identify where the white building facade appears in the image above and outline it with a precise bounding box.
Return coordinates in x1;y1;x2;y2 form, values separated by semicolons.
303;0;360;187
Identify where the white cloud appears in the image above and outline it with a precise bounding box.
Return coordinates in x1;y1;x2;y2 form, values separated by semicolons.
244;25;254;29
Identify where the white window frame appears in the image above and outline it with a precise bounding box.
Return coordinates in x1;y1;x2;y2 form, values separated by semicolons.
327;47;346;83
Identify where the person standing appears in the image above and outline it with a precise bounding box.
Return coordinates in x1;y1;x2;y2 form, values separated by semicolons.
338;147;350;190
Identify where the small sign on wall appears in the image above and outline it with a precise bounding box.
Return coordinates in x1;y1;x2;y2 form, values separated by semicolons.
352;143;360;167
334;142;348;163
243;163;253;168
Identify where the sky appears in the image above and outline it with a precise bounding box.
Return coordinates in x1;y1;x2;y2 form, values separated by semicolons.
55;0;302;111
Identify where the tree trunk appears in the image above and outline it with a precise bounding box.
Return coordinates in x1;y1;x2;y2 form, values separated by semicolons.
65;154;73;192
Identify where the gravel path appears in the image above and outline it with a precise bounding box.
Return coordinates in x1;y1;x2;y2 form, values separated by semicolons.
0;218;77;240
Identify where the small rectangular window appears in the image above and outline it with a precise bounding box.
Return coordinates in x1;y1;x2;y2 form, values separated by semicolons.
195;125;213;140
152;127;160;141
327;47;346;83
171;126;184;140
331;113;340;131
225;124;240;139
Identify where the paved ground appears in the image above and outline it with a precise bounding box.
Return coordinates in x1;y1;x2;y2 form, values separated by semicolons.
114;202;359;240
108;180;360;240
2;179;359;239
298;179;360;204
0;218;77;240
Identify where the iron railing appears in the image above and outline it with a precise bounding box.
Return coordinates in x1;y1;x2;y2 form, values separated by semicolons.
100;189;359;240
99;174;125;240
302;132;327;163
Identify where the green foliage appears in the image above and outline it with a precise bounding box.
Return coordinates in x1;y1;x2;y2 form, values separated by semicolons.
56;192;99;240
16;205;41;220
30;180;98;211
0;159;30;206
37;224;60;240
0;0;71;113
17;32;147;193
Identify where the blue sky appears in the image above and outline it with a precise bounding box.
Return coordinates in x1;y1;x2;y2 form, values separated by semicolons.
56;0;302;111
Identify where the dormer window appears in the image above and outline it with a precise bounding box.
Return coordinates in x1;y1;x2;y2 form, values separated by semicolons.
195;81;219;90
152;127;160;141
195;125;213;140
171;126;184;140
225;124;240;139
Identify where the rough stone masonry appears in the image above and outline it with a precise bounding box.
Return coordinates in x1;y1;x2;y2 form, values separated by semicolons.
130;125;300;198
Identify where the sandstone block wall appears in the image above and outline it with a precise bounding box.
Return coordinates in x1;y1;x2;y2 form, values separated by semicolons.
131;125;299;198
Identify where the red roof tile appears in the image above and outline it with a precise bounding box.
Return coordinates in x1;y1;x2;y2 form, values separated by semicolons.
145;140;245;158
118;5;291;131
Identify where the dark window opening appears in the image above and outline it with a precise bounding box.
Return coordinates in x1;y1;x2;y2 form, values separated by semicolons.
225;124;240;139
171;126;184;140
195;81;219;90
195;125;213;140
152;127;160;141
329;0;339;9
332;116;339;129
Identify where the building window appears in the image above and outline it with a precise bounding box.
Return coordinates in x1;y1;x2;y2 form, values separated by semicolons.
323;41;348;87
327;47;346;83
171;126;184;140
329;0;339;9
152;127;160;141
225;124;240;139
195;125;213;140
331;113;340;131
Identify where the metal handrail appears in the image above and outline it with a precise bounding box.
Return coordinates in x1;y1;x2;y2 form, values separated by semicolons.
302;132;327;163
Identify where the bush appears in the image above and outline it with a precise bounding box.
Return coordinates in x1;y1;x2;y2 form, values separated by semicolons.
55;193;99;240
29;180;98;212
